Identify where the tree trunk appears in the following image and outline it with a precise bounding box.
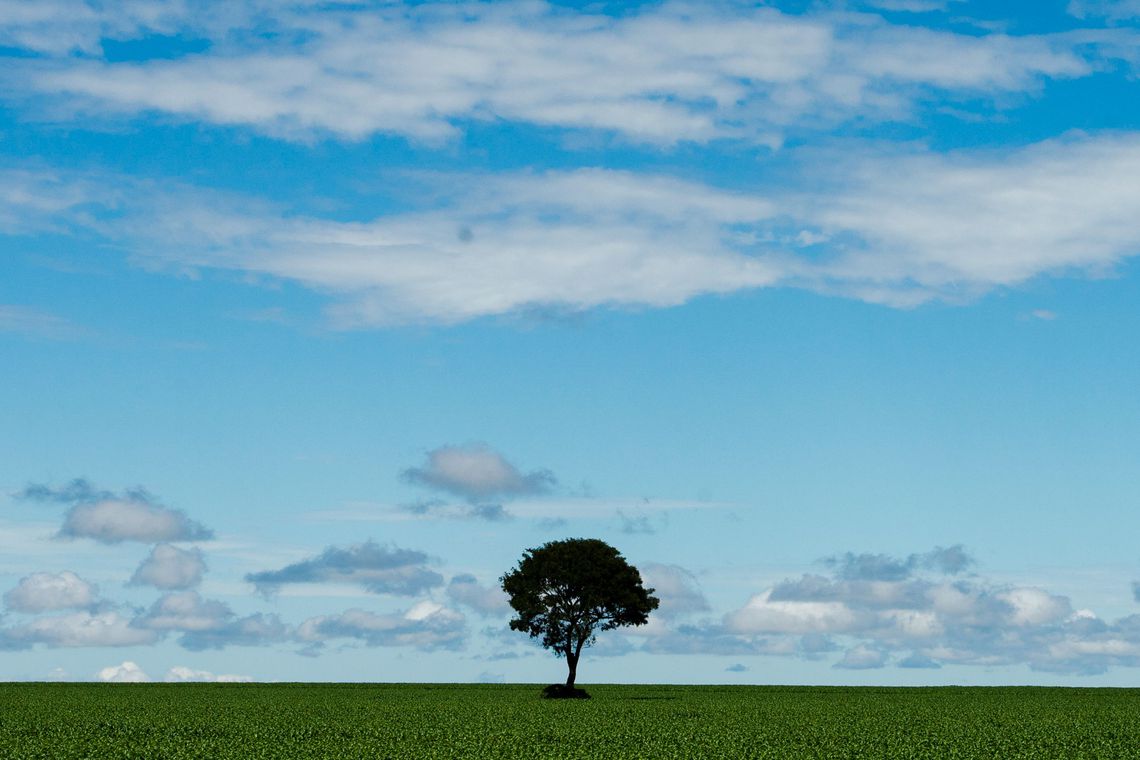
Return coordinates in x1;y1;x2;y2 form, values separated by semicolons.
565;651;578;687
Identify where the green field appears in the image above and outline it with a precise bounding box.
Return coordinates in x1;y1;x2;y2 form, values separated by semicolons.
2;683;1140;758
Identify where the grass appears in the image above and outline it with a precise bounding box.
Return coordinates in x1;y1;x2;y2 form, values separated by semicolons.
2;683;1140;758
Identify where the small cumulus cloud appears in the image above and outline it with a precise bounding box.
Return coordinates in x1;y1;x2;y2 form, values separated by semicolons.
17;479;213;544
898;652;942;669
4;571;98;613
835;645;889;670
402;444;555;503
297;601;466;651
446;574;510;617
5;611;159;648
133;591;288;651
60;499;213;544
726;588;864;635
179;614;290;652
96;661;150;683
129;544;206;590
725;663;749;672
164;666;253;683
639;564;711;619
135;591;232;633
245;540;443;596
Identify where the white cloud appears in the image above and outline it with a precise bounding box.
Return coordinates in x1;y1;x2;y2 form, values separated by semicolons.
245;541;443;596
111;168;778;326
4;571;97;613
130;544;206;590
793;133;1140;305
0;0;204;55
999;587;1072;627
179;613;289;652
835;644;889;669
7;132;1140;325
726;590;864;635
164;666;253;683
707;547;1140;675
135;591;232;632
132;591;289;651
403;444;554;502
446;574;510;617
298;601;466;650
639;564;711;619
6;611;159;647
4;3;1098;145
60;498;213;544
96;660;150;683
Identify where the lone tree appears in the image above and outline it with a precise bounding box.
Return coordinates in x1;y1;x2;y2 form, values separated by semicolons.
500;538;658;694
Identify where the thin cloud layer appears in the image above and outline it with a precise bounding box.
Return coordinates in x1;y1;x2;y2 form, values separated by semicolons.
2;3;1101;145
822;545;974;581
17;478;114;504
1068;0;1140;19
0;305;85;340
245;541;443;596
791;134;1140;306
0;0;203;56
7;129;1140;325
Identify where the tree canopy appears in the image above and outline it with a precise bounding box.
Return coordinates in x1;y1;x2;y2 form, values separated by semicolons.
500;538;658;690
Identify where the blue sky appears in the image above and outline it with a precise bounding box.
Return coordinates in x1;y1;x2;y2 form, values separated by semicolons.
3;0;1140;685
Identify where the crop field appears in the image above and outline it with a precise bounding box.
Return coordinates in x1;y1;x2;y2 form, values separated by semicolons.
2;683;1139;758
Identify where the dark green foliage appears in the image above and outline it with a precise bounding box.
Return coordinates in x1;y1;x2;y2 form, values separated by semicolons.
500;538;659;687
3;684;1140;758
